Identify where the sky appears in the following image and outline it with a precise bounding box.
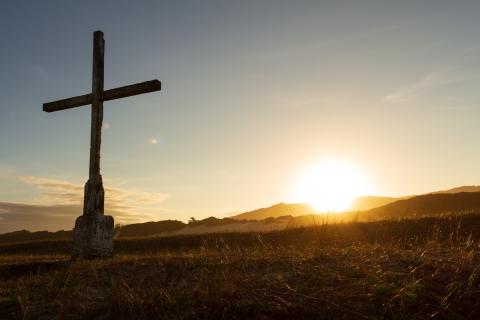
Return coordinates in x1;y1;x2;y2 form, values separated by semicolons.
1;0;480;232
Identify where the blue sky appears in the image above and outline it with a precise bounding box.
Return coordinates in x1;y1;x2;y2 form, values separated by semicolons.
1;1;480;232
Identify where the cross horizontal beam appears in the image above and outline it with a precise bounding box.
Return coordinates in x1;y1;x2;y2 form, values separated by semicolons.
43;80;161;112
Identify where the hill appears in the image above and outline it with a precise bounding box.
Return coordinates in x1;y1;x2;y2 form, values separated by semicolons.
4;187;480;244
231;203;315;221
431;185;480;194
349;195;397;211
116;220;185;238
231;186;480;221
364;191;480;220
0;216;294;245
0;220;187;245
231;196;398;221
0;229;72;245
241;191;480;225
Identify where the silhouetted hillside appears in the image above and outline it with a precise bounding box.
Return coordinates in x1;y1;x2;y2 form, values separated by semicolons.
231;197;400;220
4;188;480;245
348;186;480;214
364;191;480;220
231;203;315;220
0;216;291;245
0;220;186;244
349;196;397;211
116;220;185;238
431;185;480;194
188;217;238;226
0;229;72;245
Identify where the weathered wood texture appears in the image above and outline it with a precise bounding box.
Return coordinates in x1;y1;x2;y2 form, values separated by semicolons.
43;93;92;112
89;31;104;179
104;80;161;101
84;176;104;216
43;80;161;112
82;32;105;219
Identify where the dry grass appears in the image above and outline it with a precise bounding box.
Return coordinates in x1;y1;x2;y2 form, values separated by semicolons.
1;214;480;319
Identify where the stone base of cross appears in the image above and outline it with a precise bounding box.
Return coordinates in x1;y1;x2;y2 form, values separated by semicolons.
43;31;161;260
72;213;114;260
71;176;114;260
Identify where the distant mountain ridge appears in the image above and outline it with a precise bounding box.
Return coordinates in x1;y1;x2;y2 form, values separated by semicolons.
430;186;480;194
231;203;316;221
364;191;480;220
2;186;480;245
0;229;72;245
348;195;398;211
231;185;480;221
229;196;400;221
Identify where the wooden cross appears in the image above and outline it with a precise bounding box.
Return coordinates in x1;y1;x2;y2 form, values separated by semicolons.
43;31;161;217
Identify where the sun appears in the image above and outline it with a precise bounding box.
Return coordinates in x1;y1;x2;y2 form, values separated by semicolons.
291;160;371;212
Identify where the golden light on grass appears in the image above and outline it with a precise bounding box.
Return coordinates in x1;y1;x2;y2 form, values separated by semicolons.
291;160;371;213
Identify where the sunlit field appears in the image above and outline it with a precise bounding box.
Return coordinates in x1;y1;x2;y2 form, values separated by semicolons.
2;214;480;319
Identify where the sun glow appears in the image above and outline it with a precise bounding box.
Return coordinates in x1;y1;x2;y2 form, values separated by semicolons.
292;160;371;212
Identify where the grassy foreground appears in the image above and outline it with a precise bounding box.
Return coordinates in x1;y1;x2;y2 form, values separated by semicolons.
1;214;480;319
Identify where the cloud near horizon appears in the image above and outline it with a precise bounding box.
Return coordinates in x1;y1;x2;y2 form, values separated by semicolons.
0;176;170;233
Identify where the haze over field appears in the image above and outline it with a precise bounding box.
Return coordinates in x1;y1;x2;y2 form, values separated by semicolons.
2;186;480;240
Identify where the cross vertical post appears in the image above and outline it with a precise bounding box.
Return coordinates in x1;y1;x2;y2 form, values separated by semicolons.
90;30;104;180
84;31;105;217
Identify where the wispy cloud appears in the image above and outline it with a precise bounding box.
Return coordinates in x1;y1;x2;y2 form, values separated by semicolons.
383;70;467;104
20;175;169;213
272;92;350;110
0;176;170;233
261;22;408;60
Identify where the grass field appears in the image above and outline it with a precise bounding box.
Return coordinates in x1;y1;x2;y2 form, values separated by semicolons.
1;214;480;319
